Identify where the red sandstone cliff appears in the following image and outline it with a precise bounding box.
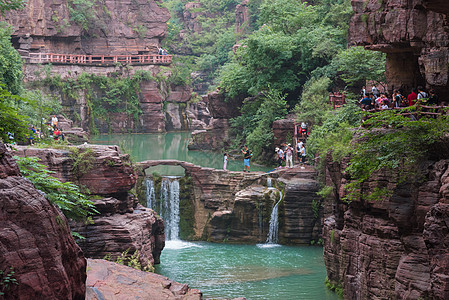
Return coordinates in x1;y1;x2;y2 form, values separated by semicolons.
323;154;449;299
349;0;449;100
3;0;170;55
0;143;86;299
13;145;165;267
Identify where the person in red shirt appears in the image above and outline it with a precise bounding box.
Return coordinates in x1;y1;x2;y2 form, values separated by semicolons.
407;89;418;106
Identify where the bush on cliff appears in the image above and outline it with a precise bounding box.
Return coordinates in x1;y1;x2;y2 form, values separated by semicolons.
14;156;98;220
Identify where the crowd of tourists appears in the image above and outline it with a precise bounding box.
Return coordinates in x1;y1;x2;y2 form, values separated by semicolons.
359;85;441;110
275;122;308;170
25;115;65;145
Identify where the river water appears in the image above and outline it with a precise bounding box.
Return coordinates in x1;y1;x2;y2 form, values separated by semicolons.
90;132;335;299
91;132;273;173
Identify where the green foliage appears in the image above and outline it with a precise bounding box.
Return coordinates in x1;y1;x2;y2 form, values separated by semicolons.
311;199;321;219
18;90;62;132
0;22;23;94
343;109;449;202
231;89;287;159
14;155;98;220
0;267;18;296
0;0;26;15
295;77;332;126
335;46;386;87
325;277;344;298
0;86;29;142
105;249;155;272
68;0;103;32
69;147;96;179
330;230;335;243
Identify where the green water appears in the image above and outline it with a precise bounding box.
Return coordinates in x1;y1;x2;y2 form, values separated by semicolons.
156;241;337;300
90;132;273;173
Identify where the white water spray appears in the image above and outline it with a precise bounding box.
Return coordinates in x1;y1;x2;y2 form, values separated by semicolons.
145;176;181;241
266;191;282;244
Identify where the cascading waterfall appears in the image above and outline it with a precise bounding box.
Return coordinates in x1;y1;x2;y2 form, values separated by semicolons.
266;191;282;244
145;176;181;241
267;178;272;188
145;178;156;209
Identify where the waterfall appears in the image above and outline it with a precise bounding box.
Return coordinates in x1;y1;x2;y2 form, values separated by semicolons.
266;191;282;244
145;178;156;209
145;176;181;241
267;178;272;188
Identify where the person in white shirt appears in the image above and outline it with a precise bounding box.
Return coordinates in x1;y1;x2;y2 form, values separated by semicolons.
285;144;293;168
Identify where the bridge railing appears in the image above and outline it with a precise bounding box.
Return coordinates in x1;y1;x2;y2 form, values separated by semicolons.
25;53;173;65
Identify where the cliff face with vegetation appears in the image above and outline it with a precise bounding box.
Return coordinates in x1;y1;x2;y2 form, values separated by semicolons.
323;154;449;299
0;143;86;299
349;0;449;100
13;145;165;267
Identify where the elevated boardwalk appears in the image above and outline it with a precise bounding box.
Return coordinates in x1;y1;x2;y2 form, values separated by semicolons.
23;53;172;66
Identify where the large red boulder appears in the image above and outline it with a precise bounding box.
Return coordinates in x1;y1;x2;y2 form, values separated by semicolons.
0;143;86;299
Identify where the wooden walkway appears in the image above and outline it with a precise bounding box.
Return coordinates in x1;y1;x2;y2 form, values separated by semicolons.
23;53;172;66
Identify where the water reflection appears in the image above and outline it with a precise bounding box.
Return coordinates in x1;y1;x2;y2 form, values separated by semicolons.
90;132;272;173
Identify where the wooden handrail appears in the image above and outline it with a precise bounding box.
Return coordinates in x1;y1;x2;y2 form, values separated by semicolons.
24;52;173;65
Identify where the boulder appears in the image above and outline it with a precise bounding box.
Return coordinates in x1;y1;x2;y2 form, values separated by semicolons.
0;143;86;299
86;259;202;300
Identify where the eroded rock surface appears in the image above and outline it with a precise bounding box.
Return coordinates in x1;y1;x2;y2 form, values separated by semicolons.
13;144;165;267
0;143;86;299
349;0;449;100
323;158;449;299
86;259;202;300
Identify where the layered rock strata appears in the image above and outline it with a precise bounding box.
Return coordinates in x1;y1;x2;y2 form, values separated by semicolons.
86;259;202;300
3;0;170;55
137;160;323;244
0;143;86;299
349;0;449;101
13;144;165;267
323;155;449;299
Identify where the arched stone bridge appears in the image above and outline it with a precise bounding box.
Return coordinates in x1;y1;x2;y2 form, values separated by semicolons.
135;159;206;175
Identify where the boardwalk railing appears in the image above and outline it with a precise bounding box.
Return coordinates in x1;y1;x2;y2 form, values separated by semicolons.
24;53;173;65
361;104;448;126
329;92;345;109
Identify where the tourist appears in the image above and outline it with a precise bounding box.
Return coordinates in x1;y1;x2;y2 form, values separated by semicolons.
381;100;389;109
276;147;284;167
300;122;308;139
417;86;428;100
393;90;404;107
428;89;439;105
223;153;228;171
53;127;61;141
407;89;418;106
158;47;163;55
51;115;58;128
285;144;293;168
163;49;167;56
299;143;306;169
296;139;303;161
361;85;366;98
371;85;379;98
29;125;37;145
241;146;252;172
360;93;374;110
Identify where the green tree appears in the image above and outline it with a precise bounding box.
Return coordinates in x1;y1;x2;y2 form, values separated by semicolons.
0;23;23;94
0;86;29;142
0;0;26;15
335;46;386;87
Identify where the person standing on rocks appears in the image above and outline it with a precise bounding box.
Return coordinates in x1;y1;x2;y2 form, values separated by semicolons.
223;153;228;171
241;146;252;172
299;143;306;169
285;143;293;168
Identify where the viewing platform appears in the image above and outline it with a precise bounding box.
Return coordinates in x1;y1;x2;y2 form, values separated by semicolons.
22;53;173;66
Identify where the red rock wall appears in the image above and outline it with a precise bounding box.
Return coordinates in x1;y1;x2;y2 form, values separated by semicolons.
3;0;170;55
349;0;449;100
323;155;449;299
0;143;86;299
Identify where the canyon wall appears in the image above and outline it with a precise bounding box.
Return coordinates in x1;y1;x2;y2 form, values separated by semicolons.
136;160;324;244
0;143;86;299
323;154;449;299
349;0;449;101
13;145;165;267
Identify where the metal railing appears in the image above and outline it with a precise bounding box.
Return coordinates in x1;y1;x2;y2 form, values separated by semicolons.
25;53;173;65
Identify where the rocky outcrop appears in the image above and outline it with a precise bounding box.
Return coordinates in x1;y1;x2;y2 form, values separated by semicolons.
323;156;449;299
137;160;324;244
13;144;165;267
86;259;202;300
272;117;296;147
349;0;449;101
3;0;170;56
0;143;86;299
235;0;249;34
